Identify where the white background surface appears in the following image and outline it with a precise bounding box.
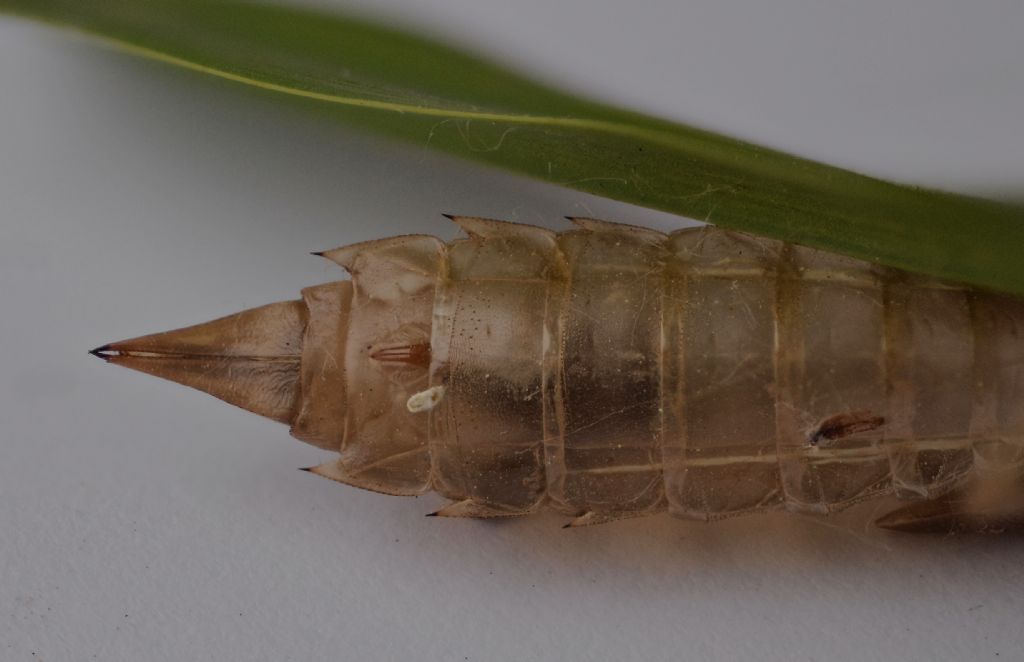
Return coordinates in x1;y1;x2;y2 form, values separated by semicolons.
2;2;1023;660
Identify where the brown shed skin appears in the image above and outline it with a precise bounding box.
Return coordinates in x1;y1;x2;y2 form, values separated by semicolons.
94;217;1024;532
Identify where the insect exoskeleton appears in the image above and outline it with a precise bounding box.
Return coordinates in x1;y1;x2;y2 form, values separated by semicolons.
91;215;1024;532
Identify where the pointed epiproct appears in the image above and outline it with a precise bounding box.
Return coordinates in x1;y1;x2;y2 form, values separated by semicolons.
91;300;307;424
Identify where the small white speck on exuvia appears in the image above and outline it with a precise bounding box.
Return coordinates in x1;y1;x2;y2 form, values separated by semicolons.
406;385;446;413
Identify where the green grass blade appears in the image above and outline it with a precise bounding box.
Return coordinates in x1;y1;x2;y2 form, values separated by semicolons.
3;0;1023;294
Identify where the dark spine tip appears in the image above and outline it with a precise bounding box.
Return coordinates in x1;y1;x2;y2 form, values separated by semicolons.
425;511;439;517
298;466;314;473
89;344;113;360
310;251;325;257
561;522;573;529
440;213;456;220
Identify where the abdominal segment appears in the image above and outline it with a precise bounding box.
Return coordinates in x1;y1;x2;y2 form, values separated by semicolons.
98;216;1024;532
421;218;1023;529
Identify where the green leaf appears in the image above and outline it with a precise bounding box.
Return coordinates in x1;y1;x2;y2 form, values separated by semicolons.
4;0;1023;294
